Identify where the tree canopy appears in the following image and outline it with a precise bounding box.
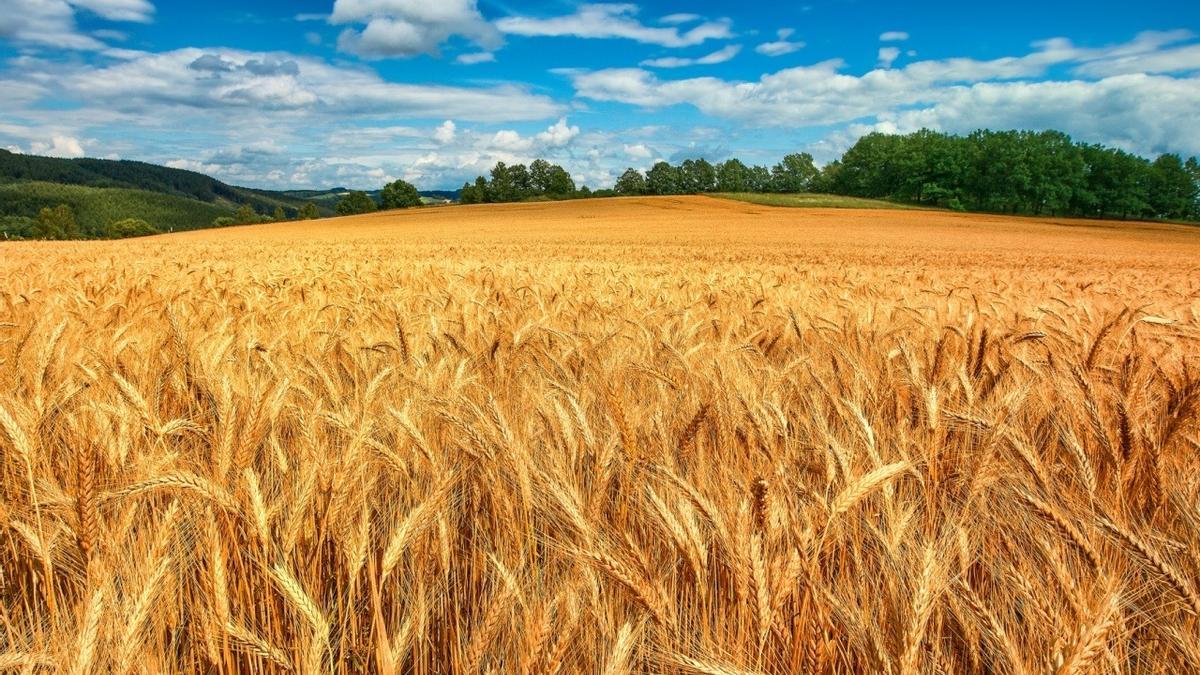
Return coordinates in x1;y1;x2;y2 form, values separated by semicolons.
336;191;378;216
381;179;422;209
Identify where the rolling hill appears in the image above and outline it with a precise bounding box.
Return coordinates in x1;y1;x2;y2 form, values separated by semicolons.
0;149;462;237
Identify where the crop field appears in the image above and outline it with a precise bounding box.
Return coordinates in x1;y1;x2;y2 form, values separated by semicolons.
1;196;1200;673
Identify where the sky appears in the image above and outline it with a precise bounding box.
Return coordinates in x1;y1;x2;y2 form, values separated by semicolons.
0;0;1198;191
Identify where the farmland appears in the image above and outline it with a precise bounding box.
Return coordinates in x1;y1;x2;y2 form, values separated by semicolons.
2;196;1200;673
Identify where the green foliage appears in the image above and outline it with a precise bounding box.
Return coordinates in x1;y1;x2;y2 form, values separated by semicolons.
31;204;80;240
381;179;423;209
0;182;230;237
0;215;33;239
679;159;717;193
463;159;578;203
826;129;1200;220
614;169;647;196
646;162;681;195
459;181;484;204
273;205;287;222
716;159;751;192
770;153;819;193
212;217;236;228
336;191;378;216
0;148;323;216
106;218;161;238
234;204;261;224
298;203;320;220
530;159;576;197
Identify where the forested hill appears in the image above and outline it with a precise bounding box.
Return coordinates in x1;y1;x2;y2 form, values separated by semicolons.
0;148;317;215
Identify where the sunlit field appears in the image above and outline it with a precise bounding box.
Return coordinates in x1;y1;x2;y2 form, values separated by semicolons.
2;196;1199;673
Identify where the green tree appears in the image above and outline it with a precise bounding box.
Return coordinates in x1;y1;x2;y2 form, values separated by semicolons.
1187;157;1200;220
529;159;553;195
614;168;647;196
381;179;423;209
679;159;717;193
107;218;160;238
488;162;518;202
545;164;576;197
234;204;260;224
459;181;482;204
272;205;287;222
336;191;377;216
1147;154;1196;220
473;176;491;203
645;162;681;195
31;204;79;239
716;159;751;192
747;165;772;193
770;153;819;193
298;203;320;220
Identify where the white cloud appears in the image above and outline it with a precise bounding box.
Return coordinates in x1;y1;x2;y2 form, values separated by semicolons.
880;31;909;42
536;117;580;146
31;135;86;157
642;45;741;68
624;143;651;158
0;0;153;50
72;0;154;22
878;47;901;68
1068;31;1200;76
434;120;457;144
497;4;733;48
660;14;701;25
876;74;1200;156
330;0;501;59
756;28;804;57
45;47;560;121
571;32;1200;157
456;51;496;64
489;129;531;152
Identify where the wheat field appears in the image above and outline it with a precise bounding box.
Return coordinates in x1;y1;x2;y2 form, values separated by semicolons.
2;196;1200;673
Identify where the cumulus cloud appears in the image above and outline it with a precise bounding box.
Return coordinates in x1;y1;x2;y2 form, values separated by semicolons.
497;4;733;48
571;31;1200;157
624;143;652;159
46;47;560;120
642;45;741;68
0;0;153;50
330;0;501;59
32;135;86;157
433;120;457;144
756;28;804;57
536;117;580;146
880;31;909;42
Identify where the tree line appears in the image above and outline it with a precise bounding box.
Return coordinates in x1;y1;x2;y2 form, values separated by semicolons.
332;179;424;216
458;159;598;204
1;205;162;240
606;130;1199;221
824;130;1199;220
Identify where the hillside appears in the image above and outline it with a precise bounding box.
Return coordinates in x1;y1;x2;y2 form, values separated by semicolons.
0;182;228;236
0;149;333;221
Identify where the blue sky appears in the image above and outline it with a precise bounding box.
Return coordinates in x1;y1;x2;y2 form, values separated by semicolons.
1;0;1197;190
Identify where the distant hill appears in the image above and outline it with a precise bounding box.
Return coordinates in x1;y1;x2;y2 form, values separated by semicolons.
0;149;465;238
0;181;228;235
0;149;330;218
277;187;460;210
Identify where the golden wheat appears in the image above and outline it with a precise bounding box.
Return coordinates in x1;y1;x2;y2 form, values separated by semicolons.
1;196;1199;672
